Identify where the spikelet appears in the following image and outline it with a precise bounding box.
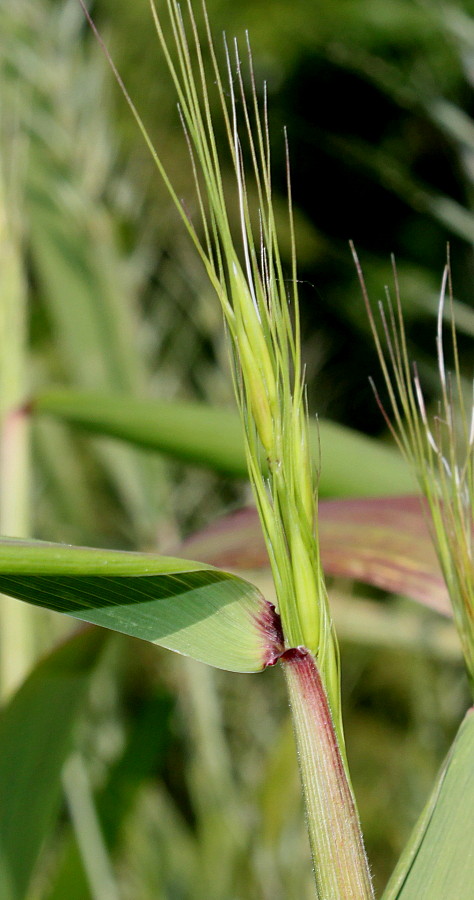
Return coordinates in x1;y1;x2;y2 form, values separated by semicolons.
353;245;474;690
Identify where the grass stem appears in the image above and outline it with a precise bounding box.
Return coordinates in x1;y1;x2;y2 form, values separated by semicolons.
282;647;374;900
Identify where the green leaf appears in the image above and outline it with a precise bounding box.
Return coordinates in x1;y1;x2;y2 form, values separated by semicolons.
179;497;450;616
0;627;106;900
382;707;474;900
31;389;415;496
0;538;281;673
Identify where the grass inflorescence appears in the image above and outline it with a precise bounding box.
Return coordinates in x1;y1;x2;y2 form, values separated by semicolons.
80;0;341;726
353;245;474;692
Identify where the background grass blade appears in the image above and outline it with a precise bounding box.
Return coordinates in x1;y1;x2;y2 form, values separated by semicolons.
32;388;415;495
180;497;450;615
0;538;281;673
382;707;474;900
0;627;106;900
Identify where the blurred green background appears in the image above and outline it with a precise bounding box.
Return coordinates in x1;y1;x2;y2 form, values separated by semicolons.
0;0;472;897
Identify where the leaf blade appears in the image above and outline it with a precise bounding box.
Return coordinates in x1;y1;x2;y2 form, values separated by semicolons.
31;389;415;496
382;707;474;900
0;628;106;900
0;539;281;673
179;497;450;615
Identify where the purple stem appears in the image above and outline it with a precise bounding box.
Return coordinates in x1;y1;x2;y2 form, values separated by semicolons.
282;647;374;899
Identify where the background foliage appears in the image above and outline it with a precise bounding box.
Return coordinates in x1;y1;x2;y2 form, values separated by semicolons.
0;0;472;896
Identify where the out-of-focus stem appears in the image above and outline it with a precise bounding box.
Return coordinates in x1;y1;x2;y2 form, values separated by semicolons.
180;658;247;899
282;647;374;900
62;754;120;900
0;407;31;697
0;156;31;698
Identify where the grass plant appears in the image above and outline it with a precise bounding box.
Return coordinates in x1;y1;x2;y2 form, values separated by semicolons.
81;0;375;891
